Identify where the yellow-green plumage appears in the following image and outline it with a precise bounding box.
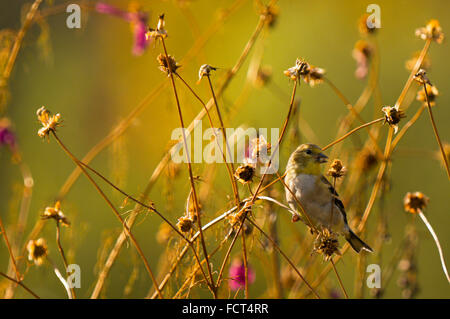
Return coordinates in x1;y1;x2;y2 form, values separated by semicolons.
285;144;372;253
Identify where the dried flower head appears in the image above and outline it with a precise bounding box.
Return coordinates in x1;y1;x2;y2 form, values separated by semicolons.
234;164;255;184
198;64;217;80
413;69;431;85
358;13;377;36
382;105;405;133
403;192;429;214
157;54;179;76
352;40;373;80
229;257;256;291
328;159;346;178
416;83;439;107
314;229;341;261
405;51;431;72
415;19;444;44
284;58;309;81
36;106;62;139
27;238;48;266
302;65;326;87
41;201;70;227
176;216;194;232
145;14;168;40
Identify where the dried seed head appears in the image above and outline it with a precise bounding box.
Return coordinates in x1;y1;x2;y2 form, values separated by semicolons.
413;69;431;85
284;58;309;81
198;64;217;80
157;54;179;76
382;105;405;134
403;192;429;214
416;83;439;107
415;19;444;44
314;230;341;261
36;106;62;139
327;159;346;178
41;201;70;227
234;164;255;184
176;216;194;232
27;238;48;266
145;14;167;40
302;65;325;87
405;51;431;72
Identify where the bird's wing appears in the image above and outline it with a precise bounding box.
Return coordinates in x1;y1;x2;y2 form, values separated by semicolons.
319;175;348;224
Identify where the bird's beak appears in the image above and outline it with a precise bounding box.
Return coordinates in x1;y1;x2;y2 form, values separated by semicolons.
315;152;328;163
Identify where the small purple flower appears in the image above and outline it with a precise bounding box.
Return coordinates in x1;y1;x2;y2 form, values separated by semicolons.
95;3;149;56
0;118;16;150
229;258;255;291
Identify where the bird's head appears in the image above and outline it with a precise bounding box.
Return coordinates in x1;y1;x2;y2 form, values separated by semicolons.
287;144;328;175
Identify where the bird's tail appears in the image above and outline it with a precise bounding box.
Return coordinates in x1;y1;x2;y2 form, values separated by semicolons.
345;229;373;253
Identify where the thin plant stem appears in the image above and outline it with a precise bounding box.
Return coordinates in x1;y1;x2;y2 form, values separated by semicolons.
391;105;426;152
422;83;450;179
0;271;39;299
176;72;240;206
322;118;384;151
55;222;76;299
324;77;383;157
241;231;249;299
50;131;163;299
418;210;450;283
47;256;72;299
160;37;215;296
330;258;348;299
2;0;43;83
206;74;241;207
0;215;21;281
395;39;432;110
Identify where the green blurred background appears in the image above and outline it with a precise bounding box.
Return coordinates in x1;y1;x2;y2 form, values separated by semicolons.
0;0;449;298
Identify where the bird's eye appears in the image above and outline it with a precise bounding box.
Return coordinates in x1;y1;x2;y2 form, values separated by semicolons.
305;149;312;155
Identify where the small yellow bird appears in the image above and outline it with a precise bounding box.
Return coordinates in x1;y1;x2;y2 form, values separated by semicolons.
284;144;373;253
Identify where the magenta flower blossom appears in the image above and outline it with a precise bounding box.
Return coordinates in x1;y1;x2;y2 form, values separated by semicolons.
0;118;16;150
229;258;255;291
95;2;149;56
